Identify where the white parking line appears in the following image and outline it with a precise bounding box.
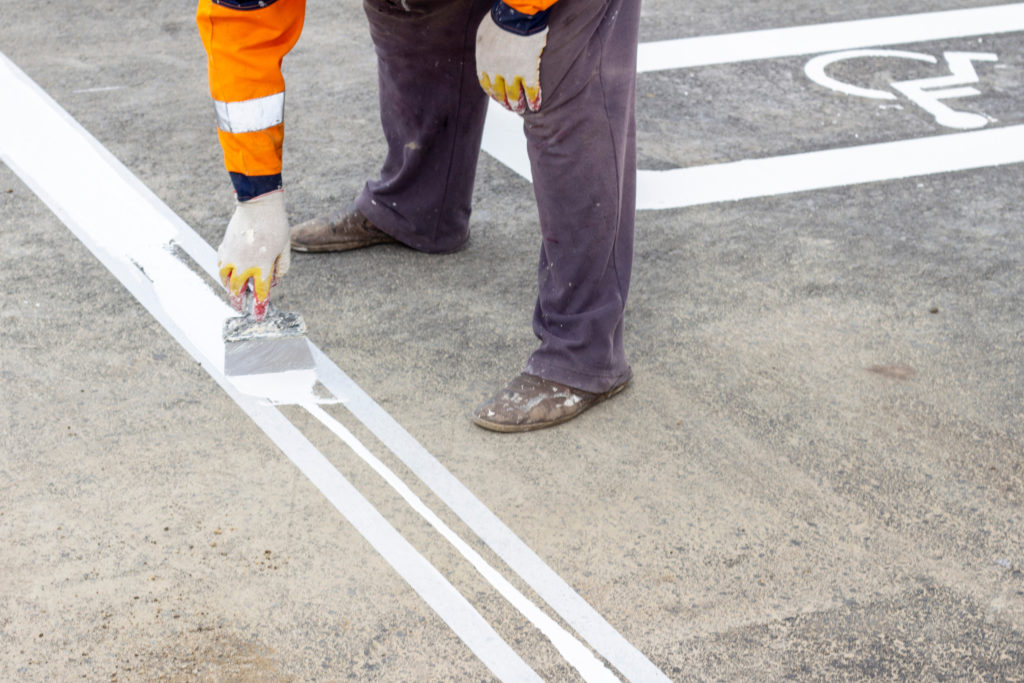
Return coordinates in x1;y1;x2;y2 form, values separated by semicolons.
482;3;1024;210
0;52;669;682
637;124;1024;209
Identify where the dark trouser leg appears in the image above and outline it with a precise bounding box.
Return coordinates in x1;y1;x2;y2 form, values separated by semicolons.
357;0;492;253
522;0;640;393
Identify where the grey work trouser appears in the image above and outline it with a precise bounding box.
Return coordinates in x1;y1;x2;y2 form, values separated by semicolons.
356;0;639;394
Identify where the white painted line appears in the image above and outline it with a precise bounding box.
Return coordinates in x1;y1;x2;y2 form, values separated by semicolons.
304;403;619;683
635;124;1024;209
636;3;1024;71
0;51;539;683
1;51;669;681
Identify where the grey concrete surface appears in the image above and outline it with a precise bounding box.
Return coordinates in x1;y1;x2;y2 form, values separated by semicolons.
2;0;1023;680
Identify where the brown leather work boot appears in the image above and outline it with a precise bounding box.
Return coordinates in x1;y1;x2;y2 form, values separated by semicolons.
290;203;398;253
471;372;630;432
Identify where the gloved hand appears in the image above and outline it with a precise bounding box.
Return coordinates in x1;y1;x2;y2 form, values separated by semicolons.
476;1;550;114
217;189;290;321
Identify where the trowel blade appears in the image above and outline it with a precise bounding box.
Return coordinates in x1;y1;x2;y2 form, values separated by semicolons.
223;307;315;377
224;335;315;376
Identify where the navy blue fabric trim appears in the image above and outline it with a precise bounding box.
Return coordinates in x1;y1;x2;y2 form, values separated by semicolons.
491;1;550;36
230;173;282;202
212;0;279;10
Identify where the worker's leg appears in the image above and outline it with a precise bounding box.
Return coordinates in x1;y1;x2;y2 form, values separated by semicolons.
356;0;492;253
522;0;640;393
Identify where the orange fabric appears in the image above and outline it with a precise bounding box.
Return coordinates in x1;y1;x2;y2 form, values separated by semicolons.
504;0;559;14
217;124;285;177
197;0;305;175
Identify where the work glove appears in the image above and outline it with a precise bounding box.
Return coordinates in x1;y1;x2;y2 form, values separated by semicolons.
476;1;550;114
217;189;290;321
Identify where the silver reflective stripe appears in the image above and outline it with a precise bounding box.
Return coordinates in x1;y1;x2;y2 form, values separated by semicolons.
214;92;284;134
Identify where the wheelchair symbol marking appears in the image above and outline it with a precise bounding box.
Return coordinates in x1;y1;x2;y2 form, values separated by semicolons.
804;49;998;129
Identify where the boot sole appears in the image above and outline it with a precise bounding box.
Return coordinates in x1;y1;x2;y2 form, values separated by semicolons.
471;380;629;433
290;236;396;253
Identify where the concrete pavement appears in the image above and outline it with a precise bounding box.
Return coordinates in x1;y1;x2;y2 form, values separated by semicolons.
2;0;1022;679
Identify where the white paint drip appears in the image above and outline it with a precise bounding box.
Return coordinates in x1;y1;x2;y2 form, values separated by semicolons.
304;403;619;683
73;85;124;93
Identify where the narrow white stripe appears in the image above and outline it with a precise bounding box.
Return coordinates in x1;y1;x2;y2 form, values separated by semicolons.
0;51;539;683
636;3;1024;72
304;404;620;683
214;92;284;134
636;125;1024;209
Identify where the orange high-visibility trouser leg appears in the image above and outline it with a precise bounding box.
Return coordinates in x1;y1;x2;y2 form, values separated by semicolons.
196;0;305;186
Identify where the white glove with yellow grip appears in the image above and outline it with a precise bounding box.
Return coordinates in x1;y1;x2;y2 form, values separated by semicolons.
476;1;550;114
217;189;290;321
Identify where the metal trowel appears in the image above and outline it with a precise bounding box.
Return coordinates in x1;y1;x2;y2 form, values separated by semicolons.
223;295;315;377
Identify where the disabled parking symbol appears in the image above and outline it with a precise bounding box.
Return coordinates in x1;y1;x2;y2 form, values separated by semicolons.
804;49;998;129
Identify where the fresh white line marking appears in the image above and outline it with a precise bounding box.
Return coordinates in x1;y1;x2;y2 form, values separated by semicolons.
304;403;619;682
482;4;1024;209
636;3;1024;71
310;353;672;682
0;51;540;683
1;51;669;681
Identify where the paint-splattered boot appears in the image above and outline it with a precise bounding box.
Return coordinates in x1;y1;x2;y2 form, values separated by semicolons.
471;372;630;432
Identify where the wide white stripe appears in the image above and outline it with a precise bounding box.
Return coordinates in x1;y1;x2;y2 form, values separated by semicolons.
214;92;284;134
636;125;1024;209
636;3;1024;72
0;51;539;683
